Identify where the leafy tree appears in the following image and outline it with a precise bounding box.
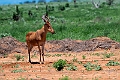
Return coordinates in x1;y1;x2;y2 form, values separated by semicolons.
24;1;31;4
106;0;114;6
50;0;68;2
38;0;46;3
32;0;36;3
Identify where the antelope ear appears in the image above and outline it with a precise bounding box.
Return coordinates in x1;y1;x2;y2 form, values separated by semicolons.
35;30;41;40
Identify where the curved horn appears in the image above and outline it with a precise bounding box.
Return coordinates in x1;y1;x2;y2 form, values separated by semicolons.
42;13;50;22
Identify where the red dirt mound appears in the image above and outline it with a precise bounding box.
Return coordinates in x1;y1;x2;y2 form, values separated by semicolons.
0;36;26;57
0;36;120;57
46;37;120;52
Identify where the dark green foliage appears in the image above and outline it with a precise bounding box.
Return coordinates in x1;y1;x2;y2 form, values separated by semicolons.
0;33;11;38
65;3;69;7
13;5;22;21
53;59;66;71
58;5;65;11
48;6;54;12
100;2;106;8
0;7;2;11
106;61;120;66
82;55;86;59
106;0;114;6
38;0;46;3
74;4;78;8
16;5;20;15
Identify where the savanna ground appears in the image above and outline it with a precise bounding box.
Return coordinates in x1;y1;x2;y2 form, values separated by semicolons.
0;36;120;80
1;0;120;80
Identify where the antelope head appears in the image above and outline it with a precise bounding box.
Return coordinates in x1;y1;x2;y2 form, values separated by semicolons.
42;16;55;34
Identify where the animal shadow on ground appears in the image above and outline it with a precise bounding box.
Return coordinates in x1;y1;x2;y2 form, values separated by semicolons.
30;62;40;64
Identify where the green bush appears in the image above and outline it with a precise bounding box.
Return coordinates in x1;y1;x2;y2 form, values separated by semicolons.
65;3;70;7
48;6;54;12
14;54;24;61
103;53;114;58
0;33;11;38
58;5;65;11
83;62;102;71
106;61;120;66
66;64;77;71
0;7;2;11
53;59;66;71
74;4;78;8
82;55;86;59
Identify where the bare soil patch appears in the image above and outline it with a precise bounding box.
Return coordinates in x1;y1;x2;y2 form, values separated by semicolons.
0;36;120;80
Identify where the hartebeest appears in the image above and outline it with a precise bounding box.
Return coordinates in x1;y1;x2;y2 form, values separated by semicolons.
26;18;55;64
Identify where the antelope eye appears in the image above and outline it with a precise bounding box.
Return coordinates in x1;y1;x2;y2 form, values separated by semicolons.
47;25;50;28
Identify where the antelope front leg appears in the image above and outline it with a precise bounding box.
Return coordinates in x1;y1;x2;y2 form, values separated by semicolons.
28;50;31;63
38;44;41;64
42;45;45;64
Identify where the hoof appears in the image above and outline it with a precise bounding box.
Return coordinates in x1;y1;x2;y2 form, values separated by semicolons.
41;62;44;64
29;60;31;63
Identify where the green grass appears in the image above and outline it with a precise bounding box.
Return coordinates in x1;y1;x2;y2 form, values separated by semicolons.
59;76;71;80
102;53;114;58
0;2;120;42
14;54;24;61
11;69;26;73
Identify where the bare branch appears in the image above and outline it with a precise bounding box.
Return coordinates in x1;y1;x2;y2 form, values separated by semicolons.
92;0;100;8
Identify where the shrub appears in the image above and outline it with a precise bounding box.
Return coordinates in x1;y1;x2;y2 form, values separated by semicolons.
58;5;65;11
65;3;70;7
82;55;86;59
0;7;2;11
106;61;120;66
74;4;78;8
83;62;102;71
14;54;24;61
72;57;78;62
0;33;11;38
53;59;66;71
103;53;114;58
48;6;54;12
66;64;77;71
99;2;106;8
106;0;114;6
